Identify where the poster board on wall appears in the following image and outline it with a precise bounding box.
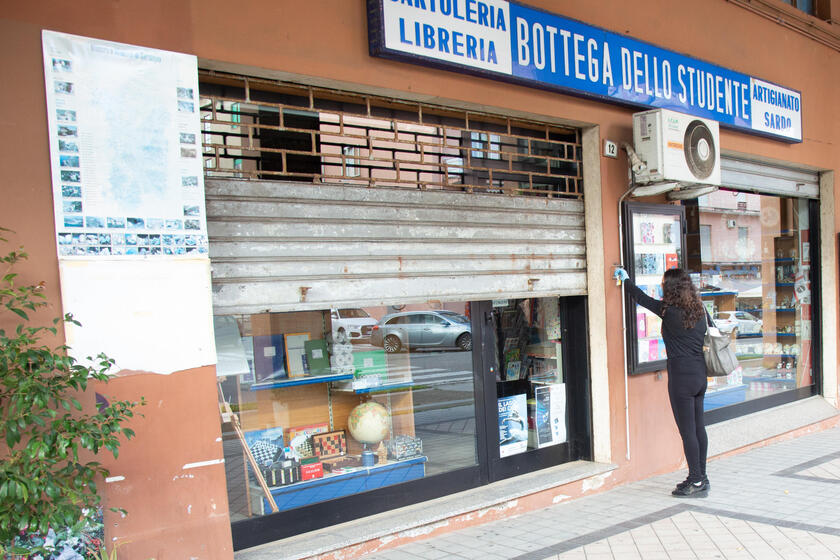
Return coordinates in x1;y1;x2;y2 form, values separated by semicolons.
42;30;208;257
43;30;215;374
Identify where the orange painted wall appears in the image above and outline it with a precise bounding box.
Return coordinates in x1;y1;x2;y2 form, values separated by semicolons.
1;1;838;556
93;367;232;559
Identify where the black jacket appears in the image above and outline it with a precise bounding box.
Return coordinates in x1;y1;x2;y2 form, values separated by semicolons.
625;280;706;361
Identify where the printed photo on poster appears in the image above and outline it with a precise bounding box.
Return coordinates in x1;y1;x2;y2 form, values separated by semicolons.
530;383;566;448
498;394;528;457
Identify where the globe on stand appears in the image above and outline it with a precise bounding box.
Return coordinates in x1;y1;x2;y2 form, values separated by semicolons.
347;401;390;466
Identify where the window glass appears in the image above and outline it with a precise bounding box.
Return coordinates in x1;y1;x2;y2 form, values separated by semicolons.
697;192;813;411
214;302;477;521
492;298;567;457
337;308;370;319
700;224;712;260
780;0;814;15
629;210;683;366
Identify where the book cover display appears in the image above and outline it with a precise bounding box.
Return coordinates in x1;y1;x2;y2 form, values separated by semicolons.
498;394;528;457
284;332;311;378
529;383;567;448
629;209;683;367
303;339;331;376
253;334;286;383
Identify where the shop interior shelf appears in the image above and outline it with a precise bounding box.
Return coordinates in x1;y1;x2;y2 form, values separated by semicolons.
256;455;427;514
736;333;762;339
250;373;354;391
704;383;747;411
736;308;795;313
330;380;416;394
743;374;796;385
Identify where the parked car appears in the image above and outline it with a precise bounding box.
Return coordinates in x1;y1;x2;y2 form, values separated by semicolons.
713;310;762;336
370;310;472;353
330;308;379;343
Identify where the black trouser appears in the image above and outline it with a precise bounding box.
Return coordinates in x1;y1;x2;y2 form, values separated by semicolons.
667;358;708;482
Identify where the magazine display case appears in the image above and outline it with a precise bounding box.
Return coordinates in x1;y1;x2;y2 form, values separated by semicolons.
493;298;567;458
621;202;686;375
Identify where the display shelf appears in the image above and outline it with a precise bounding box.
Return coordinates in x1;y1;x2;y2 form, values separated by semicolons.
735;333;762;339
775;282;795;287
735;308;796;315
525;342;559;359
331;380;416;394
742;375;796;386
250;373;354;390
704;383;747;411
256;456;427;514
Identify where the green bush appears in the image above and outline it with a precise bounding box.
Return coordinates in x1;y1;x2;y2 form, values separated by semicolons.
0;229;144;552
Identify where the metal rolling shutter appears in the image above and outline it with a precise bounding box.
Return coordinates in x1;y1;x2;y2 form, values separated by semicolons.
721;156;820;199
206;180;586;314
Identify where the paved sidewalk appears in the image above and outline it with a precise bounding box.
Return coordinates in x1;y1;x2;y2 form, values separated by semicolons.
367;426;840;559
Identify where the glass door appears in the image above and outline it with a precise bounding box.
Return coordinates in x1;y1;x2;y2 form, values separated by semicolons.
477;297;591;482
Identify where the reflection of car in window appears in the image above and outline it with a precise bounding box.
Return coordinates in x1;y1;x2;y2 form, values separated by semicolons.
330;308;379;343
369;310;472;353
713;310;762;336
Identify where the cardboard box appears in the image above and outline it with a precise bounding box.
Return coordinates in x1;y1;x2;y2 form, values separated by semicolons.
300;461;324;481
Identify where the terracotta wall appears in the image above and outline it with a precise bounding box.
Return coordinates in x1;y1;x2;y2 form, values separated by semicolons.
93;368;232;560
1;0;838;556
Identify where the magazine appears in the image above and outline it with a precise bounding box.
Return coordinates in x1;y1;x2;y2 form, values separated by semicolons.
498;394;528;457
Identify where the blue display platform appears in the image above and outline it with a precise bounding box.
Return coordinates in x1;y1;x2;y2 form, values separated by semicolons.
260;456;426;514
704;383;747;411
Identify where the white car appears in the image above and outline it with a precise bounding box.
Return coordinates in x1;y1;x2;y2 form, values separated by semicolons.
330;308;379;343
713;311;762;336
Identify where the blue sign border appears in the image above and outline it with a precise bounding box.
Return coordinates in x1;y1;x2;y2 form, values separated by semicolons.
367;0;802;143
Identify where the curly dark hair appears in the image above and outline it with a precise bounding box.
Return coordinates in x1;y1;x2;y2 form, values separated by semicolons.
661;268;705;329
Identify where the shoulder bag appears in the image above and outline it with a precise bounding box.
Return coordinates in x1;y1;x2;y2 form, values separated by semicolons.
704;310;740;377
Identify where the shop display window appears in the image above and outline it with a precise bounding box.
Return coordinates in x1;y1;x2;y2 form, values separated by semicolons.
695;193;814;411
213;302;478;520
622;194;816;414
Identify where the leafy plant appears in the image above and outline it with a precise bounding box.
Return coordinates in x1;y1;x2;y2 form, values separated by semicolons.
0;228;144;551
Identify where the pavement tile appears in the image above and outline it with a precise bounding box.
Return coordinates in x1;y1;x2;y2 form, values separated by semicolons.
364;427;840;560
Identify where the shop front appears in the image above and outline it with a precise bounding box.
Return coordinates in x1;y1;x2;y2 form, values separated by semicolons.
622;163;821;423
200;74;595;547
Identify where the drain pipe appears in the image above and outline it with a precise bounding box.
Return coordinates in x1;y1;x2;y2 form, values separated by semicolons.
617;142;646;462
617;184;635;462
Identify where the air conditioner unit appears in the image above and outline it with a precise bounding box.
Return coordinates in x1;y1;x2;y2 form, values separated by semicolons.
632;108;721;187
727;219;737;228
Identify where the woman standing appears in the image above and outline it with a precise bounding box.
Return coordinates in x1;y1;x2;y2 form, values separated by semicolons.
615;267;710;497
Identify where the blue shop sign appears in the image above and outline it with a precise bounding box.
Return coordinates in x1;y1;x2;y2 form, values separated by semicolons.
368;0;802;142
